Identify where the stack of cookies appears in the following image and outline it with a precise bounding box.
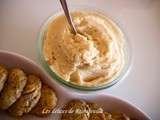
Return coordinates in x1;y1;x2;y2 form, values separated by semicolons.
0;65;58;117
61;100;132;120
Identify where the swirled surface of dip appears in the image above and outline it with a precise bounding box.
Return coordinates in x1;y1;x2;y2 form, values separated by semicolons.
43;11;126;87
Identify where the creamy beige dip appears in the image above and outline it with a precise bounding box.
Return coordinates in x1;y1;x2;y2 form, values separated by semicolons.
43;11;126;87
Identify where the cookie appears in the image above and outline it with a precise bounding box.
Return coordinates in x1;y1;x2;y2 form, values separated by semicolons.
87;102;105;120
61;100;89;120
111;112;130;120
0;65;8;92
8;75;42;117
104;112;112;120
0;68;27;110
31;85;57;116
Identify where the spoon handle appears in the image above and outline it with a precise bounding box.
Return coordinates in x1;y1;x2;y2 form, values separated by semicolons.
60;0;77;34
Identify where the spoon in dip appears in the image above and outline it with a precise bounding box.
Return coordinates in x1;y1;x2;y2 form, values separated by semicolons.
59;0;77;34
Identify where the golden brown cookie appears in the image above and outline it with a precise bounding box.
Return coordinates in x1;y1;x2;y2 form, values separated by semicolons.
104;112;112;120
31;85;57;116
8;75;42;117
0;65;8;92
61;100;89;120
111;112;130;120
87;102;105;120
0;68;27;110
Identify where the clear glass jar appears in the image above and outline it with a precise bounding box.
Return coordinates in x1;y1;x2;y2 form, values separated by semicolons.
37;6;132;91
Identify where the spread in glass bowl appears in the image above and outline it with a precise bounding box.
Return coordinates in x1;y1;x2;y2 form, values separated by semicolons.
43;11;126;87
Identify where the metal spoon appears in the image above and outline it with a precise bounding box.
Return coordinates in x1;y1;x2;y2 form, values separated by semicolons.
60;0;77;34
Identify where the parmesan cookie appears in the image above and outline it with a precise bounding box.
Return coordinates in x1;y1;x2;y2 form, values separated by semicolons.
8;75;41;117
31;85;57;116
0;68;27;110
0;65;8;92
61;100;89;120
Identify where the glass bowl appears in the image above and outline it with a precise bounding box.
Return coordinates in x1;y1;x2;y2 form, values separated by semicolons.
37;7;131;92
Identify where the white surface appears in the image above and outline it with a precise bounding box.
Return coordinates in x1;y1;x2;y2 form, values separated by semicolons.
0;0;160;119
